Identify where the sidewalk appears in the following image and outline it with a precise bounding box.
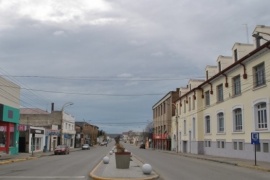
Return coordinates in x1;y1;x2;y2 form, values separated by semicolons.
160;149;270;172
0;147;82;165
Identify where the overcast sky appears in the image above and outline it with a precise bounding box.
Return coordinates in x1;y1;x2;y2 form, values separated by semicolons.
0;0;269;133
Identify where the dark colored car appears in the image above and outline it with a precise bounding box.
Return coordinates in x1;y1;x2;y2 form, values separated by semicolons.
54;145;70;155
139;144;145;149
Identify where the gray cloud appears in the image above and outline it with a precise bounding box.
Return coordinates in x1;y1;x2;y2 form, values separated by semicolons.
0;0;270;133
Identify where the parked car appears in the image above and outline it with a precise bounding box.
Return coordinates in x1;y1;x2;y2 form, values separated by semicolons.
54;145;70;155
82;144;90;150
139;144;145;149
99;141;107;146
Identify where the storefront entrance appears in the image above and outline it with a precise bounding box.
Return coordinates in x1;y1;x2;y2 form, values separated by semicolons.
0;122;15;154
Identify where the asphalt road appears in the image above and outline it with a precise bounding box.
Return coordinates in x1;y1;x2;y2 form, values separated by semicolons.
1;142;269;180
0;144;112;180
124;143;270;180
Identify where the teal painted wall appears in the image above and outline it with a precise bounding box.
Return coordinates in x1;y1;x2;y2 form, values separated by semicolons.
2;105;20;123
0;104;20;155
9;124;19;155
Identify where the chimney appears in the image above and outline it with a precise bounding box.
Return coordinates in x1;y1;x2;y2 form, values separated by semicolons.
51;103;54;112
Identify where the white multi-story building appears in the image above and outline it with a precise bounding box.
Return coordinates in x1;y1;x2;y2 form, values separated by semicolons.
170;25;270;162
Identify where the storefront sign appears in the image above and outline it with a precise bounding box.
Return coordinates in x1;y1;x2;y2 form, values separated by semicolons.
47;130;60;136
64;134;72;139
18;125;27;131
0;125;14;132
30;129;44;134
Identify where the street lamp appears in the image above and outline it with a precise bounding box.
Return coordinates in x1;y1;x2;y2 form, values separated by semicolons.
60;102;74;145
61;102;74;111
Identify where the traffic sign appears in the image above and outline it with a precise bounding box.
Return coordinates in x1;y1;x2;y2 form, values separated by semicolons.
251;132;260;144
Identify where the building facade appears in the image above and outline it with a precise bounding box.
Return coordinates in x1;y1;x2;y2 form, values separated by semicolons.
20;107;76;152
0;77;20;155
170;25;270;162
75;121;99;147
152;89;180;150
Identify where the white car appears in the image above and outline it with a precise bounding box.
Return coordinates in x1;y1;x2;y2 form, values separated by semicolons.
82;144;90;150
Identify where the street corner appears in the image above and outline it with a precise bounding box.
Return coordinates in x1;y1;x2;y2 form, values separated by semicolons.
89;160;103;180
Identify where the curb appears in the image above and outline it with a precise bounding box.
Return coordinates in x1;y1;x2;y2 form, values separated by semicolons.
237;163;270;172
162;151;270;172
89;154;159;180
0;148;82;166
0;157;38;165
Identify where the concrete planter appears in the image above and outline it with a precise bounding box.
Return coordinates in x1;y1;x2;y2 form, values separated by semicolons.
115;152;131;169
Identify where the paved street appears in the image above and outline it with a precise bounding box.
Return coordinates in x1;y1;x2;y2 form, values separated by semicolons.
1;143;270;180
124;143;270;180
0;145;112;180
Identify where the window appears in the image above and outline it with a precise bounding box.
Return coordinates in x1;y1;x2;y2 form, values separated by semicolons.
164;125;166;133
263;143;269;153
234;49;238;61
188;97;191;111
217;112;224;133
204;140;211;147
217;84;223;102
233;142;237;150
233;75;241;96
192;118;195;139
221;141;225;148
253;63;265;88
255;143;261;152
163;103;166;114
183;100;186;113
205;91;210;106
239;142;243;150
35;137;41;151
8;110;13;119
217;140;225;149
205;116;211;133
233;108;242;132
233;140;244;150
192;97;195;110
0;123;7;147
255;102;268;130
184;120;186;135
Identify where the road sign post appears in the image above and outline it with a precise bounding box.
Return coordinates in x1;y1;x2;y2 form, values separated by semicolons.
251;132;260;166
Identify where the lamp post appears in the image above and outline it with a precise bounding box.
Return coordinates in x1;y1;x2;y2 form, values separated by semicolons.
60;102;74;145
